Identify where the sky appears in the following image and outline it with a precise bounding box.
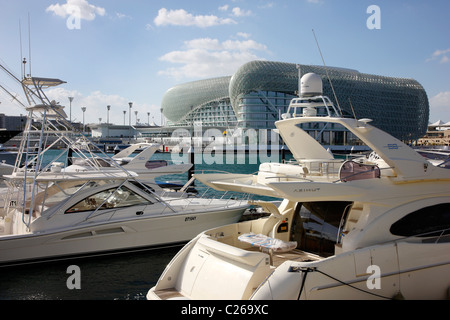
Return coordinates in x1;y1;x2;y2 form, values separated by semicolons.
0;0;449;126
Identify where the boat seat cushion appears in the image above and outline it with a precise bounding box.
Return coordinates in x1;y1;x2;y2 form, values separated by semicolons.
339;160;380;182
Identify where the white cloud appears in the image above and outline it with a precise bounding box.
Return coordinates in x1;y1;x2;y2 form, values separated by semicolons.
258;3;275;9
426;49;450;64
45;88;161;125
237;32;251;39
46;0;106;21
429;91;450;122
158;37;268;79
116;12;132;20
219;5;229;11
154;8;236;28
231;7;252;17
184;38;221;51
430;91;450;109
222;39;267;52
0;87;26;112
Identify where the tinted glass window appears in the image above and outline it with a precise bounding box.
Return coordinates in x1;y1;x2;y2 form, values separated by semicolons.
66;186;151;214
390;203;450;237
291;201;352;256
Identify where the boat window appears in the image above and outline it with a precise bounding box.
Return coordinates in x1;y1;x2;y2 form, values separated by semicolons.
129;181;155;194
72;158;112;167
390;203;450;237
290;201;352;256
94;158;112;167
65;186;152;214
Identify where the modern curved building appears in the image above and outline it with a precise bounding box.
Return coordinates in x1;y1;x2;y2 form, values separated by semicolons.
160;60;429;142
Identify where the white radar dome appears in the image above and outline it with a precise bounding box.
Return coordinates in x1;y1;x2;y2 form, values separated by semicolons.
300;73;323;97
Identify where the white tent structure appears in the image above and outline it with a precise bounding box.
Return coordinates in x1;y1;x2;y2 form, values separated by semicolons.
428;120;450;130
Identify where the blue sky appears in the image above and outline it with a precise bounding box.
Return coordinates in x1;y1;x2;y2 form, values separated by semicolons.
0;0;449;125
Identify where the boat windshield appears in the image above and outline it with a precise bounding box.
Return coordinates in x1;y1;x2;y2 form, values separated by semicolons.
65;185;152;214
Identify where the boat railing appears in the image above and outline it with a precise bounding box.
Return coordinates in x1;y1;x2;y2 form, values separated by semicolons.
334;160;381;183
156;171;253;214
263;175;314;182
255;158;394;183
257;160;343;183
414;227;450;244
159;187;252;215
334;161;397;183
282;95;340;119
356;227;450;249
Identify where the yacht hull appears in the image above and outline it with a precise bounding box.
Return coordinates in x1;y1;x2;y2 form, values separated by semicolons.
148;229;450;300
0;206;246;266
251;241;450;300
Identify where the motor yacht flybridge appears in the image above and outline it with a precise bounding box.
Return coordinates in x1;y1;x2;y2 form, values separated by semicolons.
148;73;450;300
0;75;248;266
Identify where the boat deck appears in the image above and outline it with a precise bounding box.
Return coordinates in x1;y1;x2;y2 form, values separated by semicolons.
152;248;321;300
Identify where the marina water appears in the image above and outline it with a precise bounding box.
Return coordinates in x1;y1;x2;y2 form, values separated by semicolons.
0;150;286;300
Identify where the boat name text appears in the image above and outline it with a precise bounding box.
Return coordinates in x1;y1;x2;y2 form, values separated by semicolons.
293;187;321;193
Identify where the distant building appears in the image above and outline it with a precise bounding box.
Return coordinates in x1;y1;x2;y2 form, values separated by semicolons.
415;120;450;146
0;113;27;131
159;60;429;145
90;123;136;139
0;113;27;144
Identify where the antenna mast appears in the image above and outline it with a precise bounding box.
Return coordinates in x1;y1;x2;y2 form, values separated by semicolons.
312;29;342;116
28;13;32;77
19;19;24;79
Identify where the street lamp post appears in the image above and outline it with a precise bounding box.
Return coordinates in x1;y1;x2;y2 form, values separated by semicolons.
107;105;111;137
68;96;74;123
81;107;86;133
135;110;138;125
128;102;133;142
123;110;126;125
147;112;150;125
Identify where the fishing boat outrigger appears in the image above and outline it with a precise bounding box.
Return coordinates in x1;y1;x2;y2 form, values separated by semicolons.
0;75;248;266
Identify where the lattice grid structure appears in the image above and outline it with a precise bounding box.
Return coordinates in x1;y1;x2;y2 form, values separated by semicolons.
161;76;231;124
162;61;429;141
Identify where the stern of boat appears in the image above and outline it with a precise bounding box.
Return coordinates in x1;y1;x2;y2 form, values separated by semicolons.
148;199;315;300
147;219;274;300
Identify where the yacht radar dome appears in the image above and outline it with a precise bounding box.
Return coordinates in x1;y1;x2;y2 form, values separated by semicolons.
300;73;323;97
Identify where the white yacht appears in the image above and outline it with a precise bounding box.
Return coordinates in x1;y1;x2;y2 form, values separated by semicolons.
0;76;248;266
65;142;192;191
148;73;450;300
